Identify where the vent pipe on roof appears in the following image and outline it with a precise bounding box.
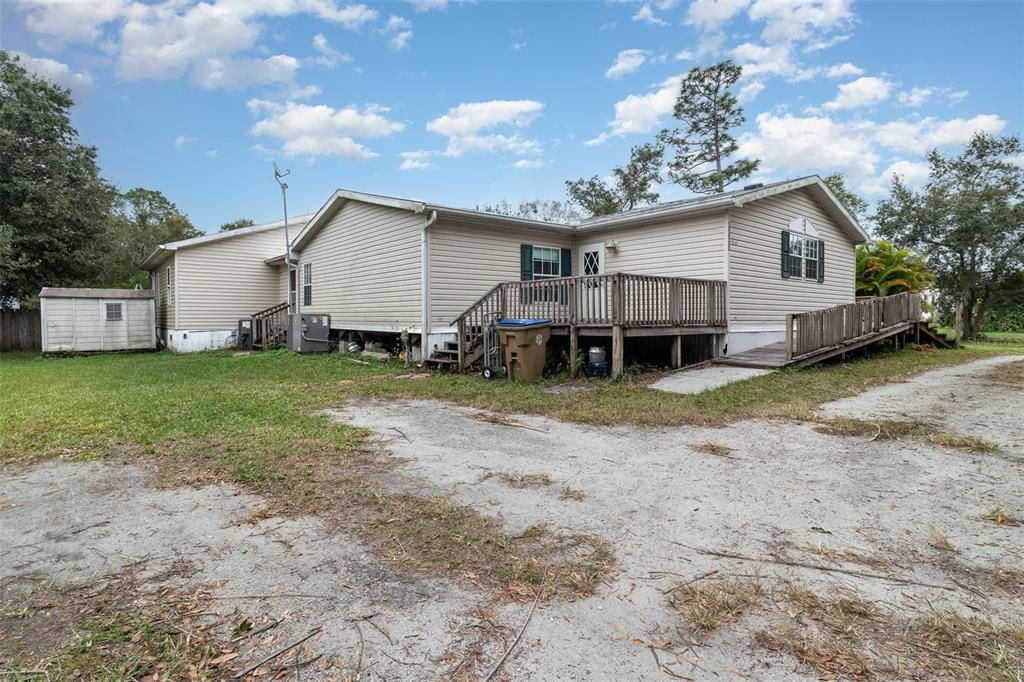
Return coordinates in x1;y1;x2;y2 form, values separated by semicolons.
743;183;764;190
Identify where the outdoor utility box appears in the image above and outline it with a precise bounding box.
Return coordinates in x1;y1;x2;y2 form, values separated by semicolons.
237;318;253;351
288;313;331;353
497;318;551;382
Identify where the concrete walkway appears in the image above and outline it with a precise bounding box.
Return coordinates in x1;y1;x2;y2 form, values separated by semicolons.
650;364;773;394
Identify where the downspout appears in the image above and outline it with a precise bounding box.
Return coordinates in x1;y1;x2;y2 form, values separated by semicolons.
420;210;438;361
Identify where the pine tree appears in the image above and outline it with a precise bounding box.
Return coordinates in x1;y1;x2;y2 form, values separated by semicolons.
658;60;759;195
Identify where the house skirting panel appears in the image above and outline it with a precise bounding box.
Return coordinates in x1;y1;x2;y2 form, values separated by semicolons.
725;326;784;355
163;328;237;353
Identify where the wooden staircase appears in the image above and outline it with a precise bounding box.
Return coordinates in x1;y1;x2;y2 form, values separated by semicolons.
252;301;288;350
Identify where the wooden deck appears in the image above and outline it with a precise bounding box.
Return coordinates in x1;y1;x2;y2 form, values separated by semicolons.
450;273;728;376
715;294;946;369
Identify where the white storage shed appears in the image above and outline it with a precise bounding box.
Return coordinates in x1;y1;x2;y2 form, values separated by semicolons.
39;288;157;354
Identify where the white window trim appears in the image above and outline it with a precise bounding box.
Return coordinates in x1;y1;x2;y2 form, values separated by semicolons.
788;232;820;281
302;262;312;307
531;245;561;280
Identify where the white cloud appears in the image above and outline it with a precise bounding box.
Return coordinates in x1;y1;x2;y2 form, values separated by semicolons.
175;135;196;150
860;159;931;195
737;80;765;104
310;33;352;67
633;4;667;25
803;33;851;53
513;158;546;169
16;0;126;45
873;114;1006;154
738;112;880;177
822;76;893;111
606;49;649;79
11;52;93;93
406;0;446;10
427;100;544;157
206;149;218;158
191;55;300;89
384;15;413;50
398;150;437;170
585;74;682;145
825;62;862;78
248;99;405;161
686;0;749;30
512;41;527;50
897;86;934;108
948;89;969;104
747;0;854;43
731;42;817;81
60;1;380;87
675;49;694;60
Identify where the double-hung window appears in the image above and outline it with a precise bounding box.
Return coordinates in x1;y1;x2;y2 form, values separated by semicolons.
782;223;824;282
302;263;312;307
531;246;562;280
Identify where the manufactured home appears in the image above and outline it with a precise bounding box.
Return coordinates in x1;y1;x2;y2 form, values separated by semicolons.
39;287;156;354
142;215;311;352
284;175;866;371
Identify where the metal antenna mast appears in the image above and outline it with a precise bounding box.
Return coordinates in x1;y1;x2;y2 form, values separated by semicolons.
273;162;293;311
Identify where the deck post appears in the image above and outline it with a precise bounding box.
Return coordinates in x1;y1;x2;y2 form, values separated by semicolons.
457;318;466;369
672;335;682;368
569;325;579;378
612;324;624;377
784;314;794;361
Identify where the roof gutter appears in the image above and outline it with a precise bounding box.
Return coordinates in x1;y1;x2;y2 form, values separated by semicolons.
420;209;438;355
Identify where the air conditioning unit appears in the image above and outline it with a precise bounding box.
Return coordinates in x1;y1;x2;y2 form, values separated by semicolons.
288;313;331;353
237;318;253;351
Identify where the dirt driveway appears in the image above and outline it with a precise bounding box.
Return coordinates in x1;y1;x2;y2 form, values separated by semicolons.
2;356;1022;680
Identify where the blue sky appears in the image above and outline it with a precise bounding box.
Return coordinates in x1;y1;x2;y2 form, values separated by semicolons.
3;0;1022;232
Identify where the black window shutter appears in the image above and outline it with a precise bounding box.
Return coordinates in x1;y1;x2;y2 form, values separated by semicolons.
781;232;791;279
520;244;533;281
817;240;825;282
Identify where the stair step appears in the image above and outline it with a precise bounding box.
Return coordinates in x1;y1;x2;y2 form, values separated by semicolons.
433;348;458;356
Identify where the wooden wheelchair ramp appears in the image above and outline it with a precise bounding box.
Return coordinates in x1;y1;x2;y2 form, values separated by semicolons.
715;293;950;370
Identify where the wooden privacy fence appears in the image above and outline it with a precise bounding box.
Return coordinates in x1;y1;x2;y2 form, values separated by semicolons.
786;292;922;360
0;309;42;351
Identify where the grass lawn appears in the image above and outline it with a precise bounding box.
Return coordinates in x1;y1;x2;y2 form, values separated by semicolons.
1;342;1021;597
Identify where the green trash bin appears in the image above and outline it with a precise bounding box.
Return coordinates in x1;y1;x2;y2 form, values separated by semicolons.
497;318;551;382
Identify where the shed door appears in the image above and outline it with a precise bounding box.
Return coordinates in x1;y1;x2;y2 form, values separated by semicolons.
577;242;607;322
100;299;129;351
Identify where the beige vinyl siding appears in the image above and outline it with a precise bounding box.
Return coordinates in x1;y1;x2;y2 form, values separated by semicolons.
728;188;856;326
429;220;574;327
585;212;727;280
175;227;285;329
155;259;175;329
277;264;289;305
297;200;423;330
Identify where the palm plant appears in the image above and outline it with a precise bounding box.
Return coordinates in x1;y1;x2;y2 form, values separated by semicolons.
856;241;936;297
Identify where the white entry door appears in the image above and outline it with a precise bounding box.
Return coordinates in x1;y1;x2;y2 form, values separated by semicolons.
576;242;607;321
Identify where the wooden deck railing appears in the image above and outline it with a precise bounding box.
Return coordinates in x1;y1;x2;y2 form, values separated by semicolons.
252;301;289;349
452;273;727;370
785;292;922;360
